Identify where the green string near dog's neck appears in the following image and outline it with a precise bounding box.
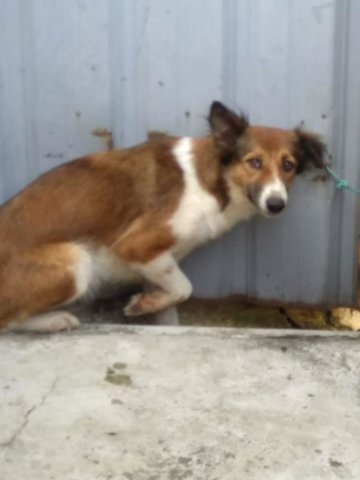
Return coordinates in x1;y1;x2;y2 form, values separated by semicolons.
325;165;360;194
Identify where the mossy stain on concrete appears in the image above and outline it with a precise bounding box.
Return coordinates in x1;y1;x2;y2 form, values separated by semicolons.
113;362;127;370
105;368;132;386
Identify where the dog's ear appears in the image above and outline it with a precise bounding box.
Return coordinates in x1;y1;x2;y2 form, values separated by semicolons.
293;129;327;173
208;101;249;158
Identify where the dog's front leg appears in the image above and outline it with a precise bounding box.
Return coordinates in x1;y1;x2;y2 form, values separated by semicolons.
142;281;180;325
123;252;193;316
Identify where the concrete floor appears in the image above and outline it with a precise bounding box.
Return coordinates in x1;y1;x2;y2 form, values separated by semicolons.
1;326;360;480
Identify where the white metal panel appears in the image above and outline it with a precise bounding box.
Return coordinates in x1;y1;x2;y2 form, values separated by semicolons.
326;0;360;304
0;0;29;200
109;0;224;146
0;0;359;305
0;0;112;192
183;0;339;304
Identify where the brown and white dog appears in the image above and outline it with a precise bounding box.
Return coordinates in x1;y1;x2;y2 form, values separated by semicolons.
0;101;326;332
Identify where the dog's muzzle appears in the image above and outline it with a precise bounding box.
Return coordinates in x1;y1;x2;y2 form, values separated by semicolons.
249;179;288;216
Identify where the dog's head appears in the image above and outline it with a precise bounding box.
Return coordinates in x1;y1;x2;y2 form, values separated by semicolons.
209;101;326;216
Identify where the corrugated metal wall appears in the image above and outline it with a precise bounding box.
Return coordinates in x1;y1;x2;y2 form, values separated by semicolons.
1;0;359;305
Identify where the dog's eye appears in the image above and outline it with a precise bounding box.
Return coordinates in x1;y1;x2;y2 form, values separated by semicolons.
247;158;262;169
283;159;295;172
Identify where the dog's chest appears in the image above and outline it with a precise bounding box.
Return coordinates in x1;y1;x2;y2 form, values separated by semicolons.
170;193;254;259
169;139;221;256
170;192;223;258
169;137;256;258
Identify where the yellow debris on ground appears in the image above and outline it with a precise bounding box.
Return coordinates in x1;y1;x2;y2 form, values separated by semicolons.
331;307;360;331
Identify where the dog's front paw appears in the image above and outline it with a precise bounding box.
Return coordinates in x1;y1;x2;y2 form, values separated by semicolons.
123;292;165;316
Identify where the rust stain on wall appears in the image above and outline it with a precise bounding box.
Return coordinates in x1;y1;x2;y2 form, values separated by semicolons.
91;127;114;150
311;174;328;183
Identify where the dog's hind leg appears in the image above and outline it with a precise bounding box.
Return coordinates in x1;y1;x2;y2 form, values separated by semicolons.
0;242;93;332
9;311;80;332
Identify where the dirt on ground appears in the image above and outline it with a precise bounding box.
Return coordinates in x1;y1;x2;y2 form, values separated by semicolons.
178;297;360;331
68;287;360;331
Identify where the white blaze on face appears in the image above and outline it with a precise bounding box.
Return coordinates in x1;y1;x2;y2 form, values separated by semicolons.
258;177;288;215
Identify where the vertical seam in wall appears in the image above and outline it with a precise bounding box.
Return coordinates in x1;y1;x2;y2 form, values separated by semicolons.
108;0;124;147
19;0;38;180
328;0;358;304
221;0;236;295
222;0;236;105
222;0;257;297
328;0;347;303
286;0;293;127
339;0;360;304
108;0;138;147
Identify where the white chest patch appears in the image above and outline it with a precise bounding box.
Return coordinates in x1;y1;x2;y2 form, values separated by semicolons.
170;138;221;257
169;138;256;259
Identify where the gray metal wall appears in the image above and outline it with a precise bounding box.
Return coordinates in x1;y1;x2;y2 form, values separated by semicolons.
1;0;359;305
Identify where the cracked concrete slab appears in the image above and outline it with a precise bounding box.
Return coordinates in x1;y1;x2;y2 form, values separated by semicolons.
0;326;360;480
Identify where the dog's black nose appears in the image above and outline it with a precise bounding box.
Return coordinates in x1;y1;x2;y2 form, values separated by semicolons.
266;197;285;214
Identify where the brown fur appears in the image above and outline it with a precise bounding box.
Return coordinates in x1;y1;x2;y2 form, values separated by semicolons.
0;243;79;325
0;140;182;250
224;127;298;199
192;138;230;209
247;126;294;153
115;217;175;263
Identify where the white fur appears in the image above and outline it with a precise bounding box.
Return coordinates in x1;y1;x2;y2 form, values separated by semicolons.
170;138;256;259
70;246;93;299
135;252;192;301
71;245;141;300
170;137;220;250
125;252;193;315
91;246;140;287
8;311;80;332
258;177;288;214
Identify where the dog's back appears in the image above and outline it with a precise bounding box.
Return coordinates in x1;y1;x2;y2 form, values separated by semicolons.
0;138;182;250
